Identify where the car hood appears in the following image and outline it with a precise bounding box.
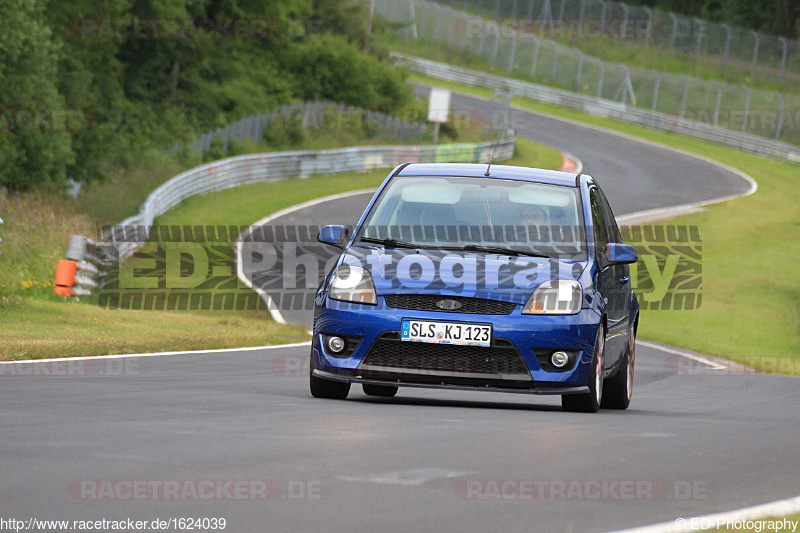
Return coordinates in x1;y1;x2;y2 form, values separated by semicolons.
343;245;588;305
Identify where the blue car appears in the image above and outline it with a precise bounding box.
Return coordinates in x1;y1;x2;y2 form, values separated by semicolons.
310;163;639;412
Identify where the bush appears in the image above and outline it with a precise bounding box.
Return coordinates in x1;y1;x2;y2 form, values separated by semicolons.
283;34;410;113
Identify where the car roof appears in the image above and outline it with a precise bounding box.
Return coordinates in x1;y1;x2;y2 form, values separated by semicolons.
395;163;579;187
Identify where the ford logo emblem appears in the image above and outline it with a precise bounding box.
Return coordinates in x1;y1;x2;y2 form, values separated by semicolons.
436;299;463;311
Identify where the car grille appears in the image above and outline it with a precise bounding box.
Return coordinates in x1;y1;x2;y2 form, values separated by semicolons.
358;332;529;376
383;294;516;315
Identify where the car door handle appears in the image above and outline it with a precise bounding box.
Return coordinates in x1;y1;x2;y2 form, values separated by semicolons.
619;277;629;285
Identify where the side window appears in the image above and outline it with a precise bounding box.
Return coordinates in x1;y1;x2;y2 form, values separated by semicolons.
597;187;622;244
589;188;609;253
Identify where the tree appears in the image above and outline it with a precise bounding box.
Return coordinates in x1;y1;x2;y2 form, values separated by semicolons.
0;0;410;190
0;0;74;190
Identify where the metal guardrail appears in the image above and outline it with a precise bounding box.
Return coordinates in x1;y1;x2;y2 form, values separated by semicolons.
111;140;513;256
63;139;512;277
392;52;800;164
377;0;800;147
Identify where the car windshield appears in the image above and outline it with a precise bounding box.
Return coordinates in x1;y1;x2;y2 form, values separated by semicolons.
359;175;586;259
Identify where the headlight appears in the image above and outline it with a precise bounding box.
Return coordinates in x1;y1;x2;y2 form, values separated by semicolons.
328;264;377;305
522;280;581;315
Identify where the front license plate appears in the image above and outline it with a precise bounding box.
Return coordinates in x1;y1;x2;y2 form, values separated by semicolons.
401;320;492;348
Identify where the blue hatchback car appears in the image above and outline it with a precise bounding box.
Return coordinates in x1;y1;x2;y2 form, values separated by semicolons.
310;163;639;412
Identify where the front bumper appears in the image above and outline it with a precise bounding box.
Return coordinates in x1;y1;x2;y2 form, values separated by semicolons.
311;368;589;395
311;295;602;395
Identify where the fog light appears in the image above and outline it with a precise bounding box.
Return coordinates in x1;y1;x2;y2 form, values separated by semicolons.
327;336;346;354
551;351;569;368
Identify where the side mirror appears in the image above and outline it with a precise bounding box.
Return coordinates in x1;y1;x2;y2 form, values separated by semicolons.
317;225;350;247
606;243;638;264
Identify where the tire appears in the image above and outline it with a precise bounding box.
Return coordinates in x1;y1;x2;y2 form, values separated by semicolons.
362;383;398;397
562;326;604;413
309;357;350;399
601;326;635;410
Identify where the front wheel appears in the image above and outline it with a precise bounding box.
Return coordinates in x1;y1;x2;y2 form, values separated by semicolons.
562;326;604;413
309;356;350;399
601;326;635;410
310;373;351;399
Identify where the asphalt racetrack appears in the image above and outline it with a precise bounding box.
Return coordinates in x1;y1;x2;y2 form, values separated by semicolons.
1;89;797;533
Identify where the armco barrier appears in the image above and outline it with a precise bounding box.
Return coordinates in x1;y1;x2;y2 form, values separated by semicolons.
53;235;110;297
391;53;800;164
110;139;514;258
57;133;515;298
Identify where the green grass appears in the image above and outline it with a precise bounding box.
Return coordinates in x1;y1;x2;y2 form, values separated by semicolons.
405;71;800;375
554;36;800;94
0;299;308;360
0;188;311;360
157;169;390;229
75;158;187;228
0;189;96;304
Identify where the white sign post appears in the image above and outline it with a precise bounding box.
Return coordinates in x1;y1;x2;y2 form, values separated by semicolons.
427;88;451;144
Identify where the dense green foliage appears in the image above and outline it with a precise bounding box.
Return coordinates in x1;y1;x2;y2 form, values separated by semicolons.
0;0;409;191
627;0;799;39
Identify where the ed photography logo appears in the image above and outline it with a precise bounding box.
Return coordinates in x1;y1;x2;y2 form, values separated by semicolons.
96;224;701;312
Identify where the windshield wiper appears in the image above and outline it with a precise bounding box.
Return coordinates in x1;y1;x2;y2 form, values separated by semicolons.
359;237;433;250
360;238;551;257
440;244;551;258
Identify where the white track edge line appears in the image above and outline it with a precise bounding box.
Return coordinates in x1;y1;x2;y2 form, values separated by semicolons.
420;83;757;226
235;189;377;324
0;341;311;364
610;493;800;533
509;99;759;202
561;150;584;174
636;340;727;370
438;84;758;207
